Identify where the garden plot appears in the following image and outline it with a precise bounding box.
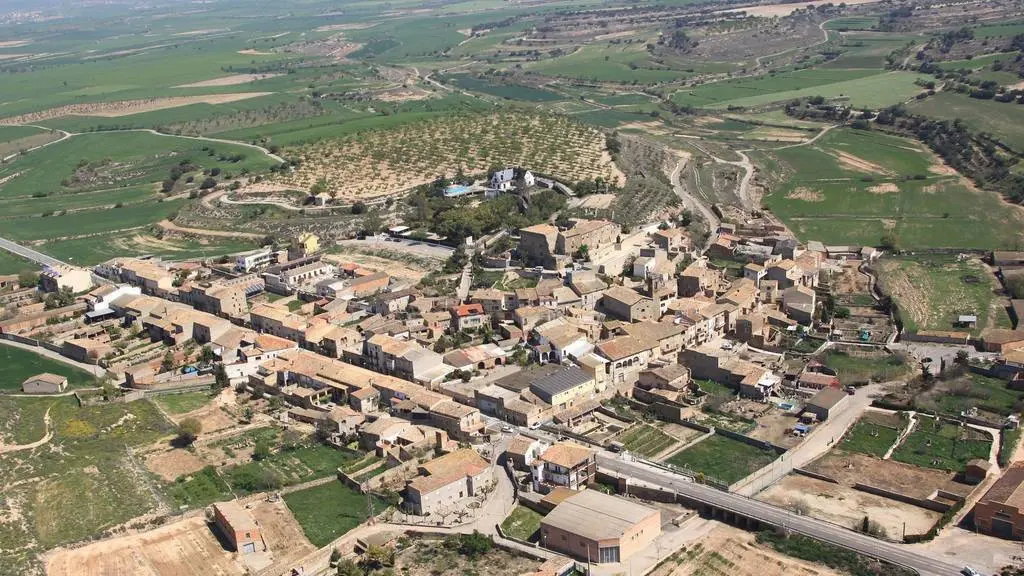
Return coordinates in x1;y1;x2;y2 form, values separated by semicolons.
891;416;993;472
840;412;907;458
274;111;624;202
616;423;680;458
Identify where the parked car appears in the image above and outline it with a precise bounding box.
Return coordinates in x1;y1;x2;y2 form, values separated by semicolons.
961;567;982;576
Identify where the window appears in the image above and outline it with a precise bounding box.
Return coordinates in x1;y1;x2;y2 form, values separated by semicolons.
598;546;620;563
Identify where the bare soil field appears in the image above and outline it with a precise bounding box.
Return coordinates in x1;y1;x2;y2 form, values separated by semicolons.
46;515;247;576
834;262;870;294
650;523;842;576
0;93;272;124
742;128;808;143
0;40;30;47
274;111;623;202
758;474;941;540
248;500;315;574
574;193;616;210
785;187;823;202
144;448;207;481
174;74;282;88
746;409;803;449
807;451;971;499
323;252;433;283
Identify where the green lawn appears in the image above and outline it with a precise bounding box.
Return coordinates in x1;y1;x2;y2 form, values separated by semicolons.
0;342;99;391
153;391;216;415
617;424;678;458
841;418;901;457
891;418;992;471
500;505;543;541
284;480;386;547
762;128;1024;249
664;434;776;485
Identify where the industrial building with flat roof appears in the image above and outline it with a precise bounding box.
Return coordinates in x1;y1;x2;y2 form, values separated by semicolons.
540;489;661;564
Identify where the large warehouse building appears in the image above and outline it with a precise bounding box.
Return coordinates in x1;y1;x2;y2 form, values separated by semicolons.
540;489;661;564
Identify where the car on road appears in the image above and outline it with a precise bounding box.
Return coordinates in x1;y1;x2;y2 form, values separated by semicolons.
501;425;513;433
845;385;856;395
961;568;982;576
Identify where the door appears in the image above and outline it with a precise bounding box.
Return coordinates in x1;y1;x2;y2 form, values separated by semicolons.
991;517;1014;539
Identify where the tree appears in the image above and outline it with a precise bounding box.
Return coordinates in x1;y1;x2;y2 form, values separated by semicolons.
310;177;329;196
161;350;175;373
350;200;367;214
17;270;38;288
44;285;75;309
176;417;202;445
433;335;452;353
1007;274;1024;299
253;439;272;460
458;531;493;558
954;349;970;365
200;345;216;364
214;363;229;392
880;233;899;251
200;177;217;189
336;559;361;576
360;544;395;571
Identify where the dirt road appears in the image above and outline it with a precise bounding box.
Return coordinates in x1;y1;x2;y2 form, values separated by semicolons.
158;220;264;240
669;155;720;237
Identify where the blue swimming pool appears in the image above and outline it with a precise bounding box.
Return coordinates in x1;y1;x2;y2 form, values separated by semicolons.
443;184;472;197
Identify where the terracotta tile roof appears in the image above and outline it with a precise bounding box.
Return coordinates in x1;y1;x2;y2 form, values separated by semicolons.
539;442;595;468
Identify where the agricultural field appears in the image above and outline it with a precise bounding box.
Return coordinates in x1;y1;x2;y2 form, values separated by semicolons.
672;70;926;110
616;423;679;457
273;111;623;202
445;74;563;102
760;128;1024;249
891;417;993;472
0;343;100;391
283;480;385;547
664;434;777;485
915;372;1024;422
909;91;1024;153
876;255;1008;336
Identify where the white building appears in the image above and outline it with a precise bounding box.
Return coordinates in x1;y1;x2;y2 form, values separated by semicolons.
236;248;277;273
491;167;515;191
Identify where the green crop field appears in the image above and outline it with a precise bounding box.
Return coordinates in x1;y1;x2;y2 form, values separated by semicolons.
0;342;99;391
36;232;258;267
446;74;562;101
824;17;879;30
527;44;712;84
617;424;678;457
665;434;776;485
973;21;1024;38
671;70;924;109
891;418;992;471
221;444;364;495
761;128;1024;249
284;480;386;547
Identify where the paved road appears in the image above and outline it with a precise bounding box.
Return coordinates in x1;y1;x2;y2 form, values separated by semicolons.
0;236;65;268
598;454;963;576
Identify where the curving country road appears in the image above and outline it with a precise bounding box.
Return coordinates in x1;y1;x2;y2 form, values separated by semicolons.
0;235;66;268
669;155;720;238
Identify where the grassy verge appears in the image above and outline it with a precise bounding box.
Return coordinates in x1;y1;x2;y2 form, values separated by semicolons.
500;505;543;541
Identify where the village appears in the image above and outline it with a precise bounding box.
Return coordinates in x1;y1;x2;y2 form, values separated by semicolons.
4;165;1024;576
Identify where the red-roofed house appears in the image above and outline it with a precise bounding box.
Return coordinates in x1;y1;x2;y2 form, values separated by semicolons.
451;303;487;332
